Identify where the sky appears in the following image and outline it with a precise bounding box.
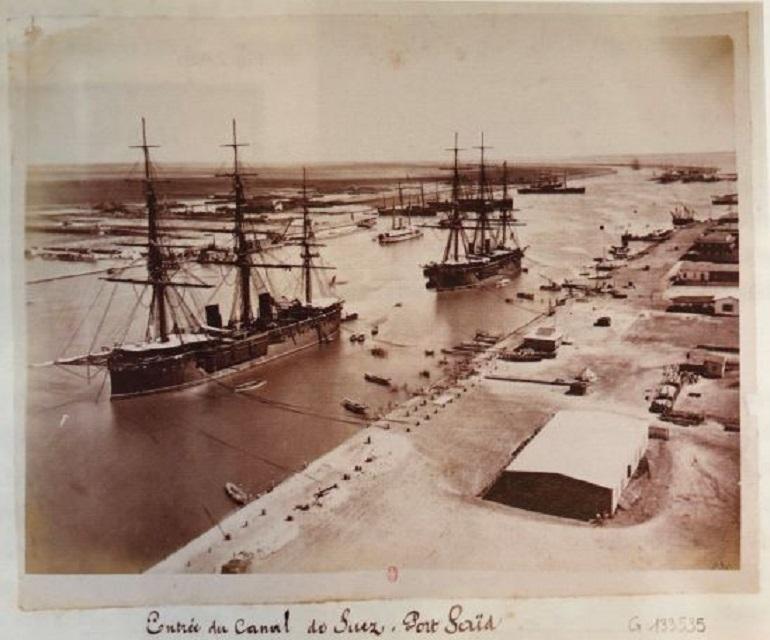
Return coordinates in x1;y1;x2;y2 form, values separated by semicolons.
16;11;736;165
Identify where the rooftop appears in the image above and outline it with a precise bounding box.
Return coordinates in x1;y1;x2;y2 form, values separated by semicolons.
524;325;562;341
505;410;648;491
665;285;738;300
678;261;740;272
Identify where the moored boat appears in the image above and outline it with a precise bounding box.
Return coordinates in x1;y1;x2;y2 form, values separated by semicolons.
712;193;738;206
364;373;391;386
422;134;526;291
225;482;250;505
342;398;368;415
234;379;267;392
670;204;696;227
518;171;585;194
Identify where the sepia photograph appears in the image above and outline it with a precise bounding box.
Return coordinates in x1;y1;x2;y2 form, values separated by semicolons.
4;0;765;618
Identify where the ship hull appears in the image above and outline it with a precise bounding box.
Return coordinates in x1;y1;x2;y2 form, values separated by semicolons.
423;249;524;291
108;306;342;398
517;187;585;194
378;230;423;244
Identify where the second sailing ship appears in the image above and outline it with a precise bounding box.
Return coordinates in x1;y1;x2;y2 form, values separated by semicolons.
422;134;527;291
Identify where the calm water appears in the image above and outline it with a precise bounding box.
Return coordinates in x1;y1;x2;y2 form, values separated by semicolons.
25;161;736;572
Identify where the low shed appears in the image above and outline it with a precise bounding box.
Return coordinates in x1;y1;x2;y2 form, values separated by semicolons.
521;326;563;353
486;410;648;520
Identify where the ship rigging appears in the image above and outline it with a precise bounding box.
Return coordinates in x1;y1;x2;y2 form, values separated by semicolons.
422;133;527;291
41;119;343;398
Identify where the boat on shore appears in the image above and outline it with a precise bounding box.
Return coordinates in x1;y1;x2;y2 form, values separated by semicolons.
234;379;267;393
422;134;526;291
342;398;368;415
40;119;343;399
225;482;250;505
499;348;542;362
364;372;391;386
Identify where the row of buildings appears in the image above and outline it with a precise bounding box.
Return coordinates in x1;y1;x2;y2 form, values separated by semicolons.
667;210;739;316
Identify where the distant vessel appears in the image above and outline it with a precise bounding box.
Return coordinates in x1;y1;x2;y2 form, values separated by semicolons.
43;119;342;398
423;134;526;291
378;215;423;244
652;167;683;184
234;379;267;392
670;204;696;227
225;482;249;505
681;167;720;183
342;398;368;415
518;171;585;195
712;193;738;206
364;372;391;386
378;180;436;218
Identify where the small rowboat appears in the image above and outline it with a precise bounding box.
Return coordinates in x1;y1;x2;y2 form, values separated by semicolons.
342;398;368;415
225;482;250;505
235;379;266;393
364;373;391;386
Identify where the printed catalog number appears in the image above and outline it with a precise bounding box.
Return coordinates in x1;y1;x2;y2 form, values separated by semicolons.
629;616;706;633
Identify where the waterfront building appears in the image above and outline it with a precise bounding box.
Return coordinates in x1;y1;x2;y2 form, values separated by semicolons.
485;410;648;520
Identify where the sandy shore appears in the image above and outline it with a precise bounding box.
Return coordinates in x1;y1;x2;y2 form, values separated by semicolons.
150;221;740;574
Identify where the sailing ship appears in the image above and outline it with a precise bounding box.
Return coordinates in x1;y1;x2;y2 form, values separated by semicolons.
670;204;696;227
422;134;526;291
44;119;342;398
518;171;586;194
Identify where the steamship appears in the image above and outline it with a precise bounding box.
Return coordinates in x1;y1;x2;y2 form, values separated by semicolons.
46;119;342;398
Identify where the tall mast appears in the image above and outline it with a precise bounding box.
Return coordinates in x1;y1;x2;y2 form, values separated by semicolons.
501;160;509;246
449;132;461;203
300;168;317;305
221;119;253;327
131;117;168;342
476;131;488;200
443;132;466;263
472;132;492;254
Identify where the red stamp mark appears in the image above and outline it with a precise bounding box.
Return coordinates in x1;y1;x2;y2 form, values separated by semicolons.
387;566;399;582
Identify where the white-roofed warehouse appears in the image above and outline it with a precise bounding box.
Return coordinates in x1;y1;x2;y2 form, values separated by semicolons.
486;410;648;520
